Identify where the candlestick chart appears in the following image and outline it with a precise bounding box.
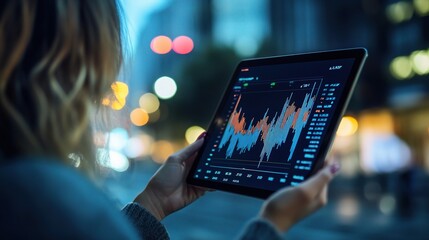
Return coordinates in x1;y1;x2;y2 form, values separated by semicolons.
218;82;318;168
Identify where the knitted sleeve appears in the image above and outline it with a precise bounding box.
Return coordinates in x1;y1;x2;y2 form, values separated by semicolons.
122;202;170;240
238;218;283;240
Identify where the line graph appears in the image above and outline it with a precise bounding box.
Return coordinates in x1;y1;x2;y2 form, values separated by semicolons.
218;82;318;168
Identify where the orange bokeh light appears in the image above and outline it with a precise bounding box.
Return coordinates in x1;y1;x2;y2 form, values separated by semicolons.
102;98;110;106
172;36;194;54
130;108;149;126
150;36;172;54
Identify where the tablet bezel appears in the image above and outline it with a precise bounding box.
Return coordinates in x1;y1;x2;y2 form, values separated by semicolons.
187;48;368;199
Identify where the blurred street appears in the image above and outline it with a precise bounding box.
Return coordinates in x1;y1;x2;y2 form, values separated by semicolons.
99;0;429;239
102;162;429;240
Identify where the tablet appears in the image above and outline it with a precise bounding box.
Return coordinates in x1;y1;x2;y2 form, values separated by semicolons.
187;48;367;199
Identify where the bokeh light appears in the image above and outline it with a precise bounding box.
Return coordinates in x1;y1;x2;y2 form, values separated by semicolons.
414;0;429;16
139;93;160;113
150;35;172;54
360;133;412;173
108;81;129;110
108;151;130;172
386;1;414;23
97;149;130;172
130;108;149;126
336;116;359;137
410;50;429;75
359;110;394;134
337;195;359;220
108;128;129;151
124;134;154;159
151;140;175;164
111;98;126;110
101;98;110;106
389;56;414;80
111;81;129;98
154;76;177;99
185;126;205;144
379;195;396;215
172;36;194;54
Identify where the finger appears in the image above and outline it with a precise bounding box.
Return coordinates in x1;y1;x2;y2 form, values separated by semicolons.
170;138;204;163
183;152;199;176
191;185;216;194
307;184;329;212
300;161;340;197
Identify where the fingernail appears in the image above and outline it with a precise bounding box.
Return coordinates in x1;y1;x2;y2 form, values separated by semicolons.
196;132;207;141
330;161;341;174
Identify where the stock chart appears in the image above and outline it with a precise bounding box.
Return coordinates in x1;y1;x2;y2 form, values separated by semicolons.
192;58;355;191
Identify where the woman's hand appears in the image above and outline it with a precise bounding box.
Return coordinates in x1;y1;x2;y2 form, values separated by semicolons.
134;134;208;221
260;162;340;232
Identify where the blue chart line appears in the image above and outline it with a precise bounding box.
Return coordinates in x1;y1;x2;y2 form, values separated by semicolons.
218;83;317;167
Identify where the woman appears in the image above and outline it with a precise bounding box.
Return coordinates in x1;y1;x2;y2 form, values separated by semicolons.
0;0;340;239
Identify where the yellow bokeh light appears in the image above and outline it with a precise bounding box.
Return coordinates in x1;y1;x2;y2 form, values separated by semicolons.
139;93;160;113
389;56;414;80
410;50;429;75
130;108;149;126
336;116;359;137
185;126;205;144
414;0;429;16
103;81;129;111
111;97;126;110
111;81;129;98
386;1;414;23
151;140;175;164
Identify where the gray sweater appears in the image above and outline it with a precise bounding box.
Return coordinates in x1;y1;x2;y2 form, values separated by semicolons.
0;157;282;239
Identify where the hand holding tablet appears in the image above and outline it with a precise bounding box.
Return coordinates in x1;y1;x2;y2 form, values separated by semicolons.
187;48;367;198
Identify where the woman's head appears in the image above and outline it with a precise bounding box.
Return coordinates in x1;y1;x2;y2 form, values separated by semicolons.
0;0;123;169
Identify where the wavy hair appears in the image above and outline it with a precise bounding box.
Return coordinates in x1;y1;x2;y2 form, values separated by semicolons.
0;0;123;171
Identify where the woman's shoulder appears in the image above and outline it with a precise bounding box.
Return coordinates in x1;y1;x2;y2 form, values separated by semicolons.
0;155;103;207
0;156;139;239
1;156;92;190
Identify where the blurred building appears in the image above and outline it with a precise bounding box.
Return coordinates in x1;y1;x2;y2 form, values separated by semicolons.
383;0;429;172
212;0;270;57
128;0;212;108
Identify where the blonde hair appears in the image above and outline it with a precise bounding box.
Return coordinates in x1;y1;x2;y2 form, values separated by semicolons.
0;0;123;171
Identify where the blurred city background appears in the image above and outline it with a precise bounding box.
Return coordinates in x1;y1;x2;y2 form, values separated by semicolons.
97;0;429;239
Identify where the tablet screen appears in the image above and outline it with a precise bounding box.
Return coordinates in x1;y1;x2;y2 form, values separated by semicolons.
188;49;367;198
